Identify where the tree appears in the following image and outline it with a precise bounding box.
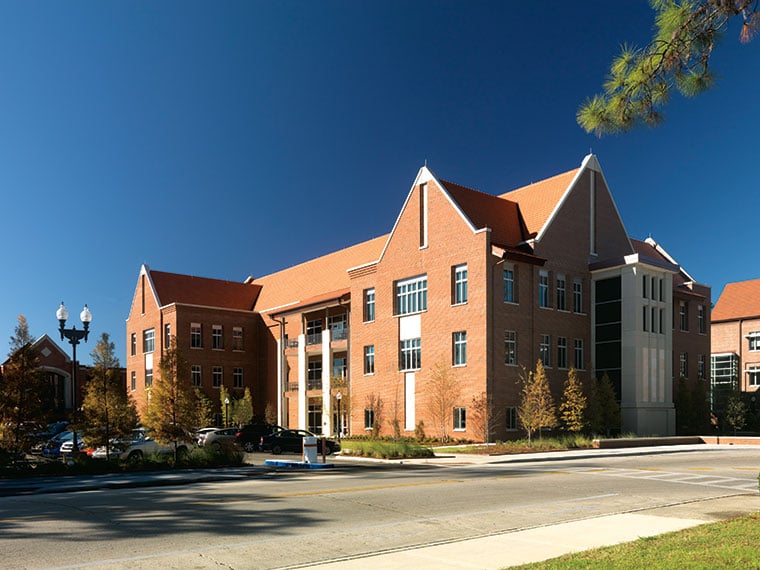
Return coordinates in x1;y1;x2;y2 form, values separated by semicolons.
219;385;231;427
365;392;384;438
264;401;277;426
230;388;254;426
587;374;621;437
79;333;138;459
142;338;197;462
517;360;558;444
426;362;462;443
193;388;213;429
724;390;747;435
470;391;502;443
578;0;760;136
559;368;587;433
0;316;47;453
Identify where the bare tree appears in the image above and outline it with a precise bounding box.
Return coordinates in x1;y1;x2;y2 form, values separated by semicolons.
470;391;502;443
365;392;384;438
426;361;461;443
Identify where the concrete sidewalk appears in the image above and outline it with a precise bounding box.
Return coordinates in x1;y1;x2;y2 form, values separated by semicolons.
316;494;760;569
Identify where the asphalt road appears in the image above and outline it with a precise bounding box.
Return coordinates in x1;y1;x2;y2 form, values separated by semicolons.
1;446;758;569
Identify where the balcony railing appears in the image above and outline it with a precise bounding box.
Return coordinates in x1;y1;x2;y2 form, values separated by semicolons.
331;327;348;341
306;333;322;346
285;339;299;349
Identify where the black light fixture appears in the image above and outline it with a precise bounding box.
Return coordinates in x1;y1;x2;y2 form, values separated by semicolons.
56;302;92;458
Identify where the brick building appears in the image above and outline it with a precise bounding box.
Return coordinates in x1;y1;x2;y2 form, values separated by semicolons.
125;267;263;421
129;154;710;437
711;279;760;413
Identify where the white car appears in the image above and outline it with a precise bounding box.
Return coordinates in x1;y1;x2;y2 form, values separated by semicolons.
92;429;189;462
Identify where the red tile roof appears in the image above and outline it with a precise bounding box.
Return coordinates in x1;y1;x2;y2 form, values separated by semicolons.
253;235;387;314
149;269;262;311
712;278;760;322
440;179;527;247
499;168;580;237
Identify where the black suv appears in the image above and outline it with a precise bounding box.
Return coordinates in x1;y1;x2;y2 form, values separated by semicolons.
235;424;282;452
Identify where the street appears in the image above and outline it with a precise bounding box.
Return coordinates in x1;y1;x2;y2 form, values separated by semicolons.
0;447;758;569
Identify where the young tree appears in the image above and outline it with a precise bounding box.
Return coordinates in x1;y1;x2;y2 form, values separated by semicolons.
517;360;558;444
0;315;46;452
193;388;213;428
587;374;621;437
219;385;231;427
365;393;384;438
79;333;138;458
142;338;197;462
470;391;502;443
559;368;587;433
231;388;254;426
426;361;462;443
725;390;747;435
578;0;760;136
264;401;277;426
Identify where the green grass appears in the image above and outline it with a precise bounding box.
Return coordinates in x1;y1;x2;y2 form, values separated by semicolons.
513;513;760;569
340;439;434;459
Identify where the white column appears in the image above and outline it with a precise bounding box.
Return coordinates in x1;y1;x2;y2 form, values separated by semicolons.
298;334;306;430
322;329;331;435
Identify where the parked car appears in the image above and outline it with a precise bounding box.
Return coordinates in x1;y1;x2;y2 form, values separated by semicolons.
259;429;340;455
91;428;189;462
35;430;74;459
58;435;88;457
235;424;283;452
195;427;218;447
200;427;239;450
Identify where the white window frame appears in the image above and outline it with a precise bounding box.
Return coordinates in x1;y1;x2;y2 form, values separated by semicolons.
212;325;224;350
506;406;518;430
453;331;467;366
232;327;244;351
191;323;202;348
538;271;549;308
574;338;584;370
556;274;566;311
557;336;568;369
364;345;375;375
453;407;466;431
191;365;202;387
364;288;375;322
505;330;517;366
396;275;428;315
233;367;243;388
573;279;583;313
364;408;375;431
212;366;223;388
453;264;468;305
130;371;136;391
400;337;421;371
748;331;760;352
749;365;760;387
503;266;516;303
143;328;155;353
539;334;551;367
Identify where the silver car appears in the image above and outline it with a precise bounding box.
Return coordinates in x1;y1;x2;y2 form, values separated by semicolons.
199;427;239;450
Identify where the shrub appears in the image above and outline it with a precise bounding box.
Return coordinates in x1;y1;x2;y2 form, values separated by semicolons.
340;439;434;459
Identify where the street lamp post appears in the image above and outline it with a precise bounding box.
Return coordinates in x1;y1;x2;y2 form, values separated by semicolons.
56;302;92;458
224;397;230;427
336;391;342;441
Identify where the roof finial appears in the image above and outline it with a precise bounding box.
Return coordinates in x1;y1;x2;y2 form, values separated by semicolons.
424;158;427;167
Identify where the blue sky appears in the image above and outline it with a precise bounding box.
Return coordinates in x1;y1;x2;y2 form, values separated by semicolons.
3;1;759;364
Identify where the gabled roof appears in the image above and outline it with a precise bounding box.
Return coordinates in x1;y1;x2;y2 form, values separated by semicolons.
439;179;527;247
712;278;760;322
499;168;580;237
148;268;262;311
253;235;387;314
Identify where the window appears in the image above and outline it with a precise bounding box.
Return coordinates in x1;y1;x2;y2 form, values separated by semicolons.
503;267;515;303
212;366;223;388
400;338;421;371
574;339;584;370
130;333;136;356
697;305;706;334
679;352;688;378
453;331;467;366
212;325;224;349
453;264;468;305
306;319;322;345
642;306;648;332
659;278;664;301
308;360;322;390
328;314;348;340
750;332;760;352
145;367;153;387
130;371;136;391
164;324;171;348
191;323;202;348
642;275;647;299
191;365;202;387
506;406;518;430
651;277;656;300
396;275;428;315
233;367;243;388
652;307;657;334
749;366;760;387
557;337;568;369
364;408;375;430
698;355;706;380
679;301;688;331
538;271;549;308
660;309;665;334
364;288;375;322
364;345;375;375
573;279;583;313
143;329;155;353
454;407;466;431
332;356;346;379
556;274;566;311
505;330;517;366
539;334;551;367
232;327;244;351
